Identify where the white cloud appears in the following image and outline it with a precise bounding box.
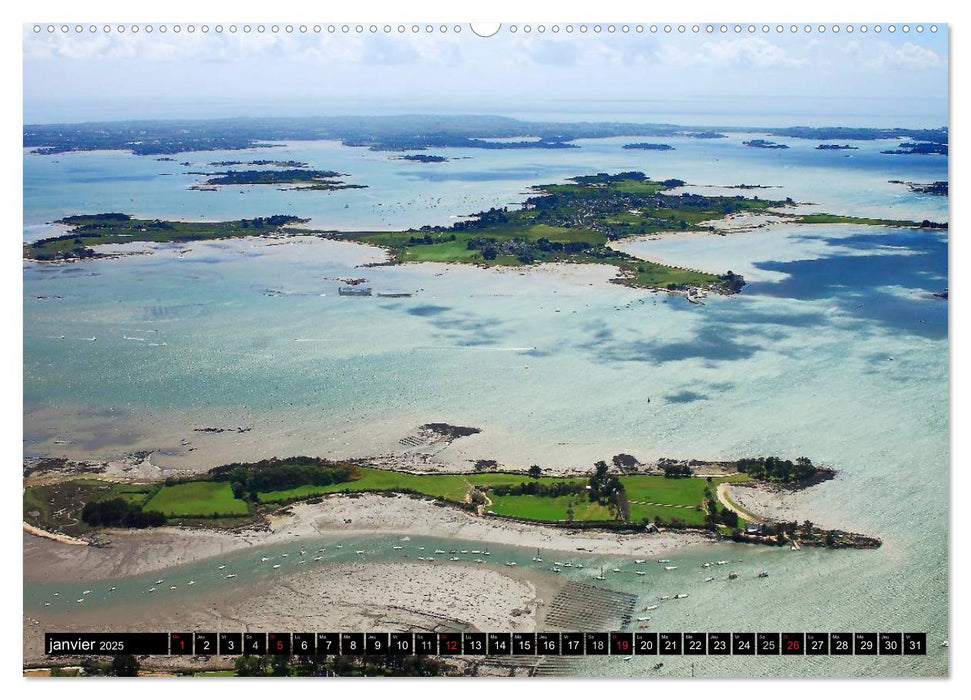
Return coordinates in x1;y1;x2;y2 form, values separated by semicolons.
657;37;807;70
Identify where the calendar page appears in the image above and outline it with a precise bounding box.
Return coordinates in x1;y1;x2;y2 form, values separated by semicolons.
21;17;949;679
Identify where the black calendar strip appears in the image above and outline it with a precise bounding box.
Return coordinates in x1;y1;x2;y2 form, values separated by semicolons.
46;632;927;656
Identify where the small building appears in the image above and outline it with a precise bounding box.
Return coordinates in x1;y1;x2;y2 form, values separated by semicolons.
745;523;764;535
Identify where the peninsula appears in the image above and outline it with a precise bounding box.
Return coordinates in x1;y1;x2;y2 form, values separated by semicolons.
23;453;878;550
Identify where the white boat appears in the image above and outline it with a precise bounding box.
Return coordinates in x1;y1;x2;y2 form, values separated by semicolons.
336;545;343;549
675;593;689;599
552;567;562;572
623;656;633;661
554;561;564;566
483;551;491;556
450;557;460;561
261;557;269;562
460;550;469;554
272;564;281;569
299;550;306;556
434;549;446;555
147;588;155;593
665;566;678;571
704;576;715;582
595;567;607;581
170;586;177;590
657;559;671;564
109;587;116;591
612;568;621;573
225;574;237;579
635;559;646;564
636;617;651;622
187;581;195;586
82;590;91;595
716;560;728;565
154;581;163;586
646;605;658;610
635;571;646;576
702;562;712;568
471;550;481;554
44;602;50;606
313;556;322;562
392;545;403;550
76;598;85;603
318;548;326;552
728;572;739;580
758;570;769;578
506;562;517;567
355;550;366;555
218;565;225;570
576;564;584;569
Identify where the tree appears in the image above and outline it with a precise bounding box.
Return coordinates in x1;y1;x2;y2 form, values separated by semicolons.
235;655;268;676
528;465;543;479
110;654;140;677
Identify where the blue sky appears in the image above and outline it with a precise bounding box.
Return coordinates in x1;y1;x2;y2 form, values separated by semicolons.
23;25;949;127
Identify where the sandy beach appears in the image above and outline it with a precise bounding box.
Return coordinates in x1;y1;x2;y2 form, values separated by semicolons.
24;558;557;665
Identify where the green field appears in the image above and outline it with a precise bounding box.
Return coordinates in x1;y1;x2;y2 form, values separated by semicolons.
487;494;612;521
621;473;750;526
100;482;159;505
257;466;739;526
42;465;754;532
257;467;582;505
144;481;249;518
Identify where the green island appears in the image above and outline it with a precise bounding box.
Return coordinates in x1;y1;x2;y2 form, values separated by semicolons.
23;455;879;549
24;214;306;261
743;139;789;149
622;143;675;151
189;169;366;191
342;171;776;293
792;213;947;228
204;160;310;168
392;154;450;163
25;173;946;294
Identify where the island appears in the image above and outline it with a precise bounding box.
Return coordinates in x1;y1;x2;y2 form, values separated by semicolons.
24;214;306;261
392;154;450;163
22;116;948;156
26;173;947;295
189;169;367;191
889;179;949;196
23;452;879;550
622;143;675;151
743;139;789;149
205;159;310;168
881;141;948;156
341;171;793;294
815;144;858;150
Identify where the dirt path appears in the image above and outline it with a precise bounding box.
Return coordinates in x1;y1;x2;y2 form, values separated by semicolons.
716;483;764;524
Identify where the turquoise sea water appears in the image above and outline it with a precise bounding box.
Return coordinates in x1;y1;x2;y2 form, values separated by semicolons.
23;130;948;676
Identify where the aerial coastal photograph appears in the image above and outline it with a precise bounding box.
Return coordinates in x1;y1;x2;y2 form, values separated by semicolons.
20;19;949;679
